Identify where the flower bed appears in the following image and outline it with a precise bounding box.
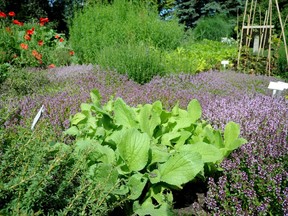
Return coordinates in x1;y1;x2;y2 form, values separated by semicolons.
1;66;287;214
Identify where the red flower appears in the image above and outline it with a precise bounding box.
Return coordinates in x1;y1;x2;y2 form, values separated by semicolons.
32;50;42;60
8;11;15;17
24;34;31;41
55;35;60;39
69;50;75;56
0;12;6;18
48;64;55;68
59;38;64;42
38;40;44;46
39;17;49;23
39;17;49;26
20;43;28;50
13;20;24;26
26;28;35;35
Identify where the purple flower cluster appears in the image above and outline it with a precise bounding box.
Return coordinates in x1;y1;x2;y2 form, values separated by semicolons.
2;66;287;214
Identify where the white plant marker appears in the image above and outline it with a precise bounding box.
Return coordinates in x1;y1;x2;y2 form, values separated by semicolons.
268;81;288;97
31;105;45;130
221;60;229;70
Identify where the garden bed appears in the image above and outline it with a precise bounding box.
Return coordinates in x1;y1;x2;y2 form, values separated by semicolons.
0;65;287;215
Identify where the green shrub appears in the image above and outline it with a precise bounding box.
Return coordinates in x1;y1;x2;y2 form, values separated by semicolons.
69;0;184;83
192;15;235;41
94;43;165;84
0;125;126;215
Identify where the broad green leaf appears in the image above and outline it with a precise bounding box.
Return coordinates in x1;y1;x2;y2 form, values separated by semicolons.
174;130;192;148
114;98;137;128
105;129;124;149
213;130;224;148
224;122;247;150
161;132;181;146
117;128;150;172
86;116;97;130
88;163;118;190
148;169;161;184
149;185;173;207
150;145;170;165
74;140;115;164
133;198;174;216
137;103;161;137
64;126;79;136
112;185;129;195
171;102;180;116
159;151;203;188
128;173;148;200
71;112;87;125
179;142;223;163
224;121;240;146
173;115;195;132
187;99;202;123
90;89;101;106
227;138;247;151
80;103;92;111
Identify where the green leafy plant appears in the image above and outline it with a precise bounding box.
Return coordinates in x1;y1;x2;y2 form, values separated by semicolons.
164;39;237;74
64;89;247;215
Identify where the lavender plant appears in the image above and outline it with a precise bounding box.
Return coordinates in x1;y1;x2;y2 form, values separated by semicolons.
1;66;287;214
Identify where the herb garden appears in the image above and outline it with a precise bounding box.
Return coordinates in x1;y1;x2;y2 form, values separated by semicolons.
0;0;287;215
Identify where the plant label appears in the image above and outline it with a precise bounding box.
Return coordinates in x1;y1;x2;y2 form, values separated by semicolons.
31;105;45;130
221;60;229;70
268;81;288;96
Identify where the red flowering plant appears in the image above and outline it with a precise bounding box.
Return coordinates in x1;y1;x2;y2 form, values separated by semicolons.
0;11;77;68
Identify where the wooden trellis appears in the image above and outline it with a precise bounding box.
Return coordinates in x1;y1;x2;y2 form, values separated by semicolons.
237;0;288;75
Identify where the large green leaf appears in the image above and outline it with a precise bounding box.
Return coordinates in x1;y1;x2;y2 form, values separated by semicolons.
161;132;181;146
174;130;192;148
179;142;223;163
71;112;87;125
224;121;240;145
227;138;247;151
158;151;203;188
90;89;101;107
150;145;170;165
117;128;150;172
187;99;202;123
224;122;246;150
74;140;115;164
114;98;137;128
137;103;161;137
88;163;118;190
128;173;148;200
133;199;174;216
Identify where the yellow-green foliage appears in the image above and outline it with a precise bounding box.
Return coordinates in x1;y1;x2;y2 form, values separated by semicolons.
164;40;237;74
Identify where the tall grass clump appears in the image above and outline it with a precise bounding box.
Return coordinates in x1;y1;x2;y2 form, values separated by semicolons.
69;0;184;83
192;14;234;41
